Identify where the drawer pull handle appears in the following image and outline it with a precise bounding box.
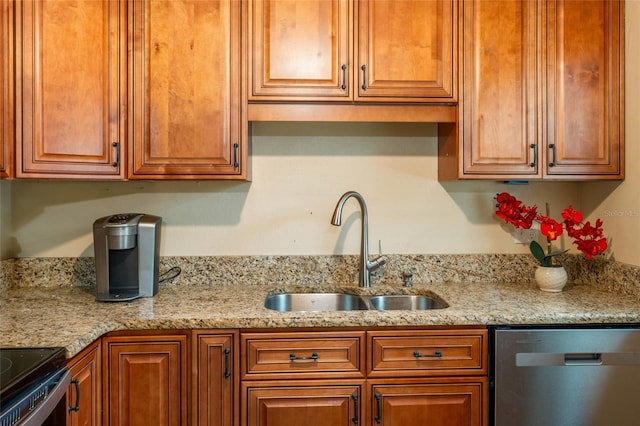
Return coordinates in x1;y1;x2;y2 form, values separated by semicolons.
374;393;382;423
224;348;231;378
361;65;367;90
413;350;442;358
341;64;347;90
289;352;319;362
352;394;359;424
68;379;80;412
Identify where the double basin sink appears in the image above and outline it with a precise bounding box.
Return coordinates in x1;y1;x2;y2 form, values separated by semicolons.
264;291;447;312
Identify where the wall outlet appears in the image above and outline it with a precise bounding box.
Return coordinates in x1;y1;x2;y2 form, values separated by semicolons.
513;227;538;244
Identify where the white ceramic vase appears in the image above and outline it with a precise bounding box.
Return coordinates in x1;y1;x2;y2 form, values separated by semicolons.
535;266;568;292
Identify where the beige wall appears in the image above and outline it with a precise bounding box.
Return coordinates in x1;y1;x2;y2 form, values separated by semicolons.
0;2;638;267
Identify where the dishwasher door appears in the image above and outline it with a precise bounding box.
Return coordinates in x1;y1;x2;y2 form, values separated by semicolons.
493;327;640;426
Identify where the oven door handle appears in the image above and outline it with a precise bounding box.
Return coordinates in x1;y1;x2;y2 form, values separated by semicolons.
21;369;71;426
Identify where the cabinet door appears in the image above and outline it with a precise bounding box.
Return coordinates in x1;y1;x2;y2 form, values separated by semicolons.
249;0;352;101
128;0;245;179
243;383;362;426
103;335;187;426
371;381;485;426
66;340;101;426
1;0;13;179
545;0;623;178
459;0;540;178
357;0;456;102
193;331;237;426
16;0;125;179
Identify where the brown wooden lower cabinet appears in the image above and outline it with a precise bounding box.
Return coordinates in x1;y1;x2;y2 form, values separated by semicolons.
102;333;187;426
370;379;486;426
242;381;363;426
66;340;101;426
192;331;238;426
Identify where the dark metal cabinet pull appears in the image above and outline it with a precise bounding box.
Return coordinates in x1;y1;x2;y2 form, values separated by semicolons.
549;143;557;167
413;350;442;358
224;348;231;378
112;142;120;167
68;379;80;412
361;65;367;90
233;143;239;169
289;352;318;361
530;144;538;167
374;393;382;423
341;64;347;90
352;394;359;424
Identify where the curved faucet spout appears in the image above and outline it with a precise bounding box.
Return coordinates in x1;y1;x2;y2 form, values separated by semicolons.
331;191;386;288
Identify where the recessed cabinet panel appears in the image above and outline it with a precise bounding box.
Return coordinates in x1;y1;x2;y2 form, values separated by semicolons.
16;0;125;178
545;0;623;177
249;0;351;100
1;0;12;178
371;381;484;426
357;0;455;101
460;0;539;176
129;0;244;178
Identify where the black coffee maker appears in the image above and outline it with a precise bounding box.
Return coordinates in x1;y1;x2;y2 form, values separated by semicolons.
93;213;161;302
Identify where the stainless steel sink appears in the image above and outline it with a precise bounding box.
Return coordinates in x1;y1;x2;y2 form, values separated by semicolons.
368;295;446;310
264;293;369;312
264;292;447;312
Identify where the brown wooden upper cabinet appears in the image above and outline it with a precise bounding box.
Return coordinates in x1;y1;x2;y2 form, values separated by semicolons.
439;0;624;181
1;0;14;179
248;0;456;103
128;0;246;180
15;0;126;179
12;0;246;180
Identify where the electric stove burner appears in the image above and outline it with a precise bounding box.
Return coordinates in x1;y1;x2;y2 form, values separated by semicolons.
0;347;66;409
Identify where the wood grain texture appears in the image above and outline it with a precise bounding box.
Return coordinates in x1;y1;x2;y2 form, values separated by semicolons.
103;335;187;426
545;0;624;178
128;0;245;179
67;340;102;426
1;0;13;178
17;0;125;178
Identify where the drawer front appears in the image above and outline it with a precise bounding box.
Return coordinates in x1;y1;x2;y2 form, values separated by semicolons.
368;330;487;377
242;331;365;379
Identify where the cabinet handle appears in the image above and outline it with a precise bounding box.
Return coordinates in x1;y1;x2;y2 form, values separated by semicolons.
351;394;359;424
68;379;80;413
361;65;367;90
224;348;231;378
233;143;239;169
341;64;347;90
289;352;318;362
112;142;120;168
413;350;442;358
530;144;538;167
374;393;382;424
549;143;557;167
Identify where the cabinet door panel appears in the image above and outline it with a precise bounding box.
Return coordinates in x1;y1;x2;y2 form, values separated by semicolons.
129;0;244;178
460;0;539;177
1;0;13;178
103;336;187;426
371;382;484;426
244;384;361;426
357;0;455;101
67;341;101;426
17;0;125;178
545;0;623;177
193;332;237;426
249;0;351;100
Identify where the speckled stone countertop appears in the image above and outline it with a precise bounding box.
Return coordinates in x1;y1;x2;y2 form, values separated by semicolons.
2;279;639;358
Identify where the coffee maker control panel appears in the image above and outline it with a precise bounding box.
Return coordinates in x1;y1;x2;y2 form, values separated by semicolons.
107;213;143;225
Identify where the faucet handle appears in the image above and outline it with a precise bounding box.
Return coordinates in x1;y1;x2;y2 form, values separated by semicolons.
368;255;387;271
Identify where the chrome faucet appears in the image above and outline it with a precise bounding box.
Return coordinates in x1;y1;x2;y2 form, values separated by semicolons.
330;191;386;288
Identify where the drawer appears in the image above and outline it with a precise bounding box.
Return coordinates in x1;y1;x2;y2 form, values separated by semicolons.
368;329;487;377
242;331;365;379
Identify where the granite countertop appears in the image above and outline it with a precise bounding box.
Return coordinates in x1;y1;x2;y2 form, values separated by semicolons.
2;280;639;358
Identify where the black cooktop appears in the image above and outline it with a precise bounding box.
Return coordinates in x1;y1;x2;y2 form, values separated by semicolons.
0;347;66;408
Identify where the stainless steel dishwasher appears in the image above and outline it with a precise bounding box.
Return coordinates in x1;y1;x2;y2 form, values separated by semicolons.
491;326;640;426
